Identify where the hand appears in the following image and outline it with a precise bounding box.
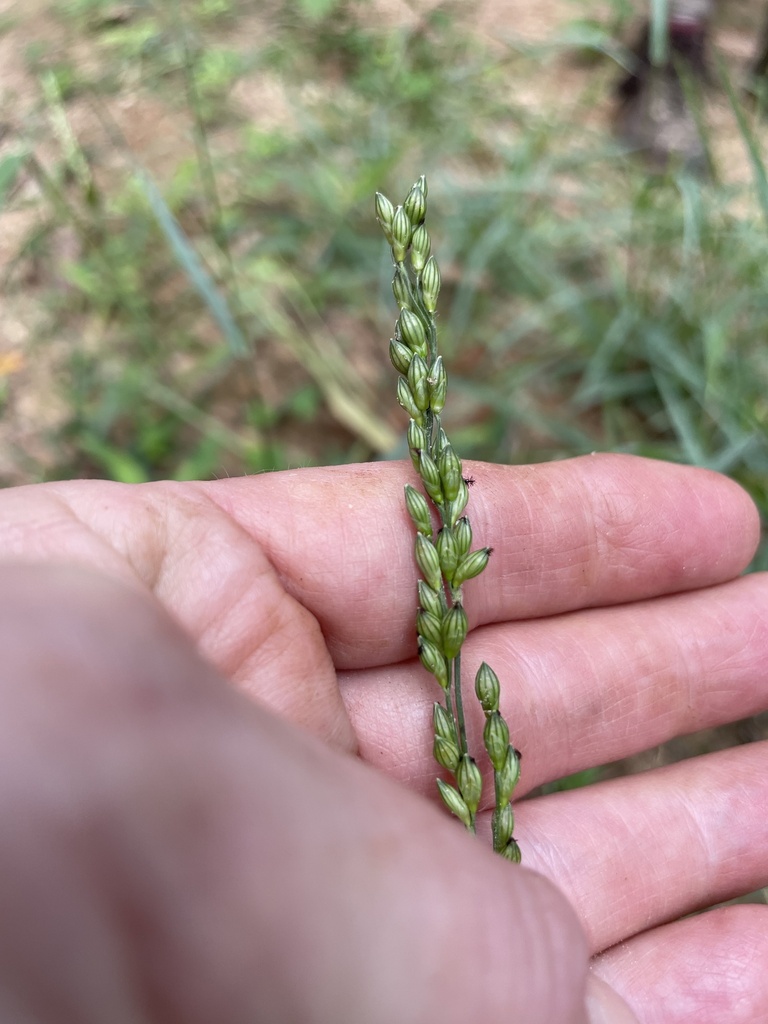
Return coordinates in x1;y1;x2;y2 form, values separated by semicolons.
0;454;766;1023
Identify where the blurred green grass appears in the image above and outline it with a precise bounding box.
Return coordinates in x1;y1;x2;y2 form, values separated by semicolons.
1;0;767;567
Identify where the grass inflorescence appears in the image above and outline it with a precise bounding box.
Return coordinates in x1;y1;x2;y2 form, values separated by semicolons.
376;176;521;860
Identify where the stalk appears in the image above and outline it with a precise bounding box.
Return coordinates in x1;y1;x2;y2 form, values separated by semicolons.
376;175;522;860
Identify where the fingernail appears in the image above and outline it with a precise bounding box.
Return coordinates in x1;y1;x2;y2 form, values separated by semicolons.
586;974;640;1024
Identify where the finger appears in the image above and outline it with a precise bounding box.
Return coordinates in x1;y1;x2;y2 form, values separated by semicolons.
514;743;768;955
0;484;356;749
593;905;768;1024
0;564;591;1024
2;456;758;677
204;454;759;668
342;573;768;795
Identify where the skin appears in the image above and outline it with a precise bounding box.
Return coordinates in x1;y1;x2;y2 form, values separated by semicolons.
0;453;766;1023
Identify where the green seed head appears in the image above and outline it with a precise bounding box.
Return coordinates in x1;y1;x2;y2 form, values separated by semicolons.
456;754;482;816
428;355;447;415
441;603;468;660
474;662;500;713
436;778;472;830
436;526;459;582
399;309;428;355
404;184;426;227
433;734;461;773
389;338;412;375
447;477;469;527
496;745;521;808
416;608;443;648
438;443;462;503
418;450;444;506
422;255;441;312
375;191;395;241
454;517;472;559
433;702;458;744
397;376;423;423
493;803;515;852
407;353;430;412
484;712;510;773
404;483;432;536
391;206;413;262
501;838;522;864
418;580;444;619
410;224;431;272
415;533;443;592
415;173;428;197
452;546;491;587
407;418;427;455
418;637;449;690
392;265;413;311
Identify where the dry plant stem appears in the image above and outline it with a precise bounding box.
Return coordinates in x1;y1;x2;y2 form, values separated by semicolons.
376;176;522;861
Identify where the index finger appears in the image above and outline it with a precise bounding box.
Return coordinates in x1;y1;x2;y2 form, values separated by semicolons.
205;453;759;669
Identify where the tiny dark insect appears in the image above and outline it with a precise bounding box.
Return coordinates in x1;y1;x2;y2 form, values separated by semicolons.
464;476;476;487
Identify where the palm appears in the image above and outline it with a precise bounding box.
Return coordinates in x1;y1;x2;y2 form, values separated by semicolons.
4;454;767;1021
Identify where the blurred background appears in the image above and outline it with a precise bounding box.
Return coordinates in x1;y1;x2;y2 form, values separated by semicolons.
2;0;768;762
0;0;765;517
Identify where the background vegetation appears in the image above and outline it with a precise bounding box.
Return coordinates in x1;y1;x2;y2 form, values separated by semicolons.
1;0;767;567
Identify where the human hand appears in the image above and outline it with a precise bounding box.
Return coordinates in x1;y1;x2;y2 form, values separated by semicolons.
0;454;766;1023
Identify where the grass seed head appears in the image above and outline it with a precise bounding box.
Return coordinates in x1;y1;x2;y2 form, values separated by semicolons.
418;580;444;619
428;355;447;414
421;255;441;312
417;609;443;648
441;604;468;660
496;745;521;807
418;636;449;690
404;483;433;535
453;546;491;586
392;265;413;310
418;450;444;505
434;734;461;773
433;702;458;744
436;526;459;581
415;533;443;591
457;754;482;816
389;337;412;375
438;443;462;502
391;205;413;262
484;712;510;772
437;779;472;830
397;376;423;423
493;803;515;850
454;516;472;559
475;662;500;713
404;184;427;227
399;308;428;354
407;353;431;412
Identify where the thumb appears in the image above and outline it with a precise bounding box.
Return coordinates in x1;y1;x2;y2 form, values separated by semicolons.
586;976;642;1024
0;564;592;1024
249;702;592;1024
